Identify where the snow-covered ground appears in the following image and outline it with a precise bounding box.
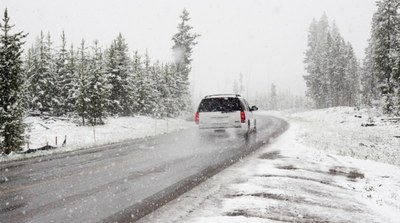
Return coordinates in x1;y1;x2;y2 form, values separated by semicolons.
139;107;400;223
289;107;400;166
0;116;193;163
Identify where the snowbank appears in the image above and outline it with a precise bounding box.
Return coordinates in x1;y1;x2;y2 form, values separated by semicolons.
0;116;194;163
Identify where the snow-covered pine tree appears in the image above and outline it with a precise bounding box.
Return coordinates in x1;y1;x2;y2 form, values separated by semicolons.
344;43;360;106
149;60;163;117
76;39;89;125
361;37;379;106
0;9;27;154
86;40;109;125
22;46;35;111
171;9;200;113
45;32;61;116
163;62;180;117
233;80;240;95
324;31;334;107
65;44;78;114
232;73;245;95
270;83;277;110
328;23;348;107
370;0;400;114
132;51;158;115
106;34;133;116
131;51;142;115
29;31;54;114
53;31;69;116
239;73;245;95
303;14;330;108
156;63;170;117
143;52;159;115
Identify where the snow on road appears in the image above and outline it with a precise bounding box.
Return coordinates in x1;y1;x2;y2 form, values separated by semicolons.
0;116;193;163
139;108;400;223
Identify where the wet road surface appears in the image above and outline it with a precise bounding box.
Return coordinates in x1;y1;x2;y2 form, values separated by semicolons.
0;115;287;223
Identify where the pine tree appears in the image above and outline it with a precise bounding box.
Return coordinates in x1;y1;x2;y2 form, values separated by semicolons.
238;73;245;95
172;9;200;113
162;62;180;117
361;39;379;106
86;40;109;125
0;9;27;154
65;44;78;114
54;31;69;116
131;51;142;114
270;83;277;110
304;14;330;108
46;32;61;116
370;0;400;113
132;51;158;115
324;31;334;107
156;63;171;117
344;43;360;106
233;80;240;95
150;60;163;117
76;39;89;125
22;46;35;111
232;73;245;95
29;31;54;114
329;23;348;107
106;34;133;116
143;52;159;115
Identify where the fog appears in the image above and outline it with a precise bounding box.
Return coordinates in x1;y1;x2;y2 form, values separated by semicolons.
2;0;376;102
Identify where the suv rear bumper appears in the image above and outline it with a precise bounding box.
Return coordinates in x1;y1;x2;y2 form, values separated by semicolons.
198;123;248;136
198;122;246;129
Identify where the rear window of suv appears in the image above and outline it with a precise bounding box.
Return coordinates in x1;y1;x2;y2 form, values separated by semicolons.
198;97;243;112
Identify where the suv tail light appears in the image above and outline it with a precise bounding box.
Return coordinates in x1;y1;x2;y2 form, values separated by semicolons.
240;111;246;123
195;112;199;124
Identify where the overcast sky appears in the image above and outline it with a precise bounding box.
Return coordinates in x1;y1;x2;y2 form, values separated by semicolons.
2;0;377;102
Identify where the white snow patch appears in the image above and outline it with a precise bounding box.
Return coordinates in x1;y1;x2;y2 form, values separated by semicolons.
285;107;400;166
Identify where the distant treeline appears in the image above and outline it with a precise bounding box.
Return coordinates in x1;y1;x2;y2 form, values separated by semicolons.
252;83;308;111
0;9;198;154
23;10;199;125
305;0;400;115
303;13;359;109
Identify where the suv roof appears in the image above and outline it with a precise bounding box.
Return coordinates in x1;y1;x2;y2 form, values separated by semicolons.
204;94;242;98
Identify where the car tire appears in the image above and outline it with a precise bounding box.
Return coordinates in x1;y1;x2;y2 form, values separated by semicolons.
245;122;251;139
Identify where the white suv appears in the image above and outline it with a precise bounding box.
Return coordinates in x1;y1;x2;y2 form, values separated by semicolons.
195;94;258;137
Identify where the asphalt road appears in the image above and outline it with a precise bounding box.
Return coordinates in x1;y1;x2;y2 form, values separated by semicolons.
0;115;288;223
